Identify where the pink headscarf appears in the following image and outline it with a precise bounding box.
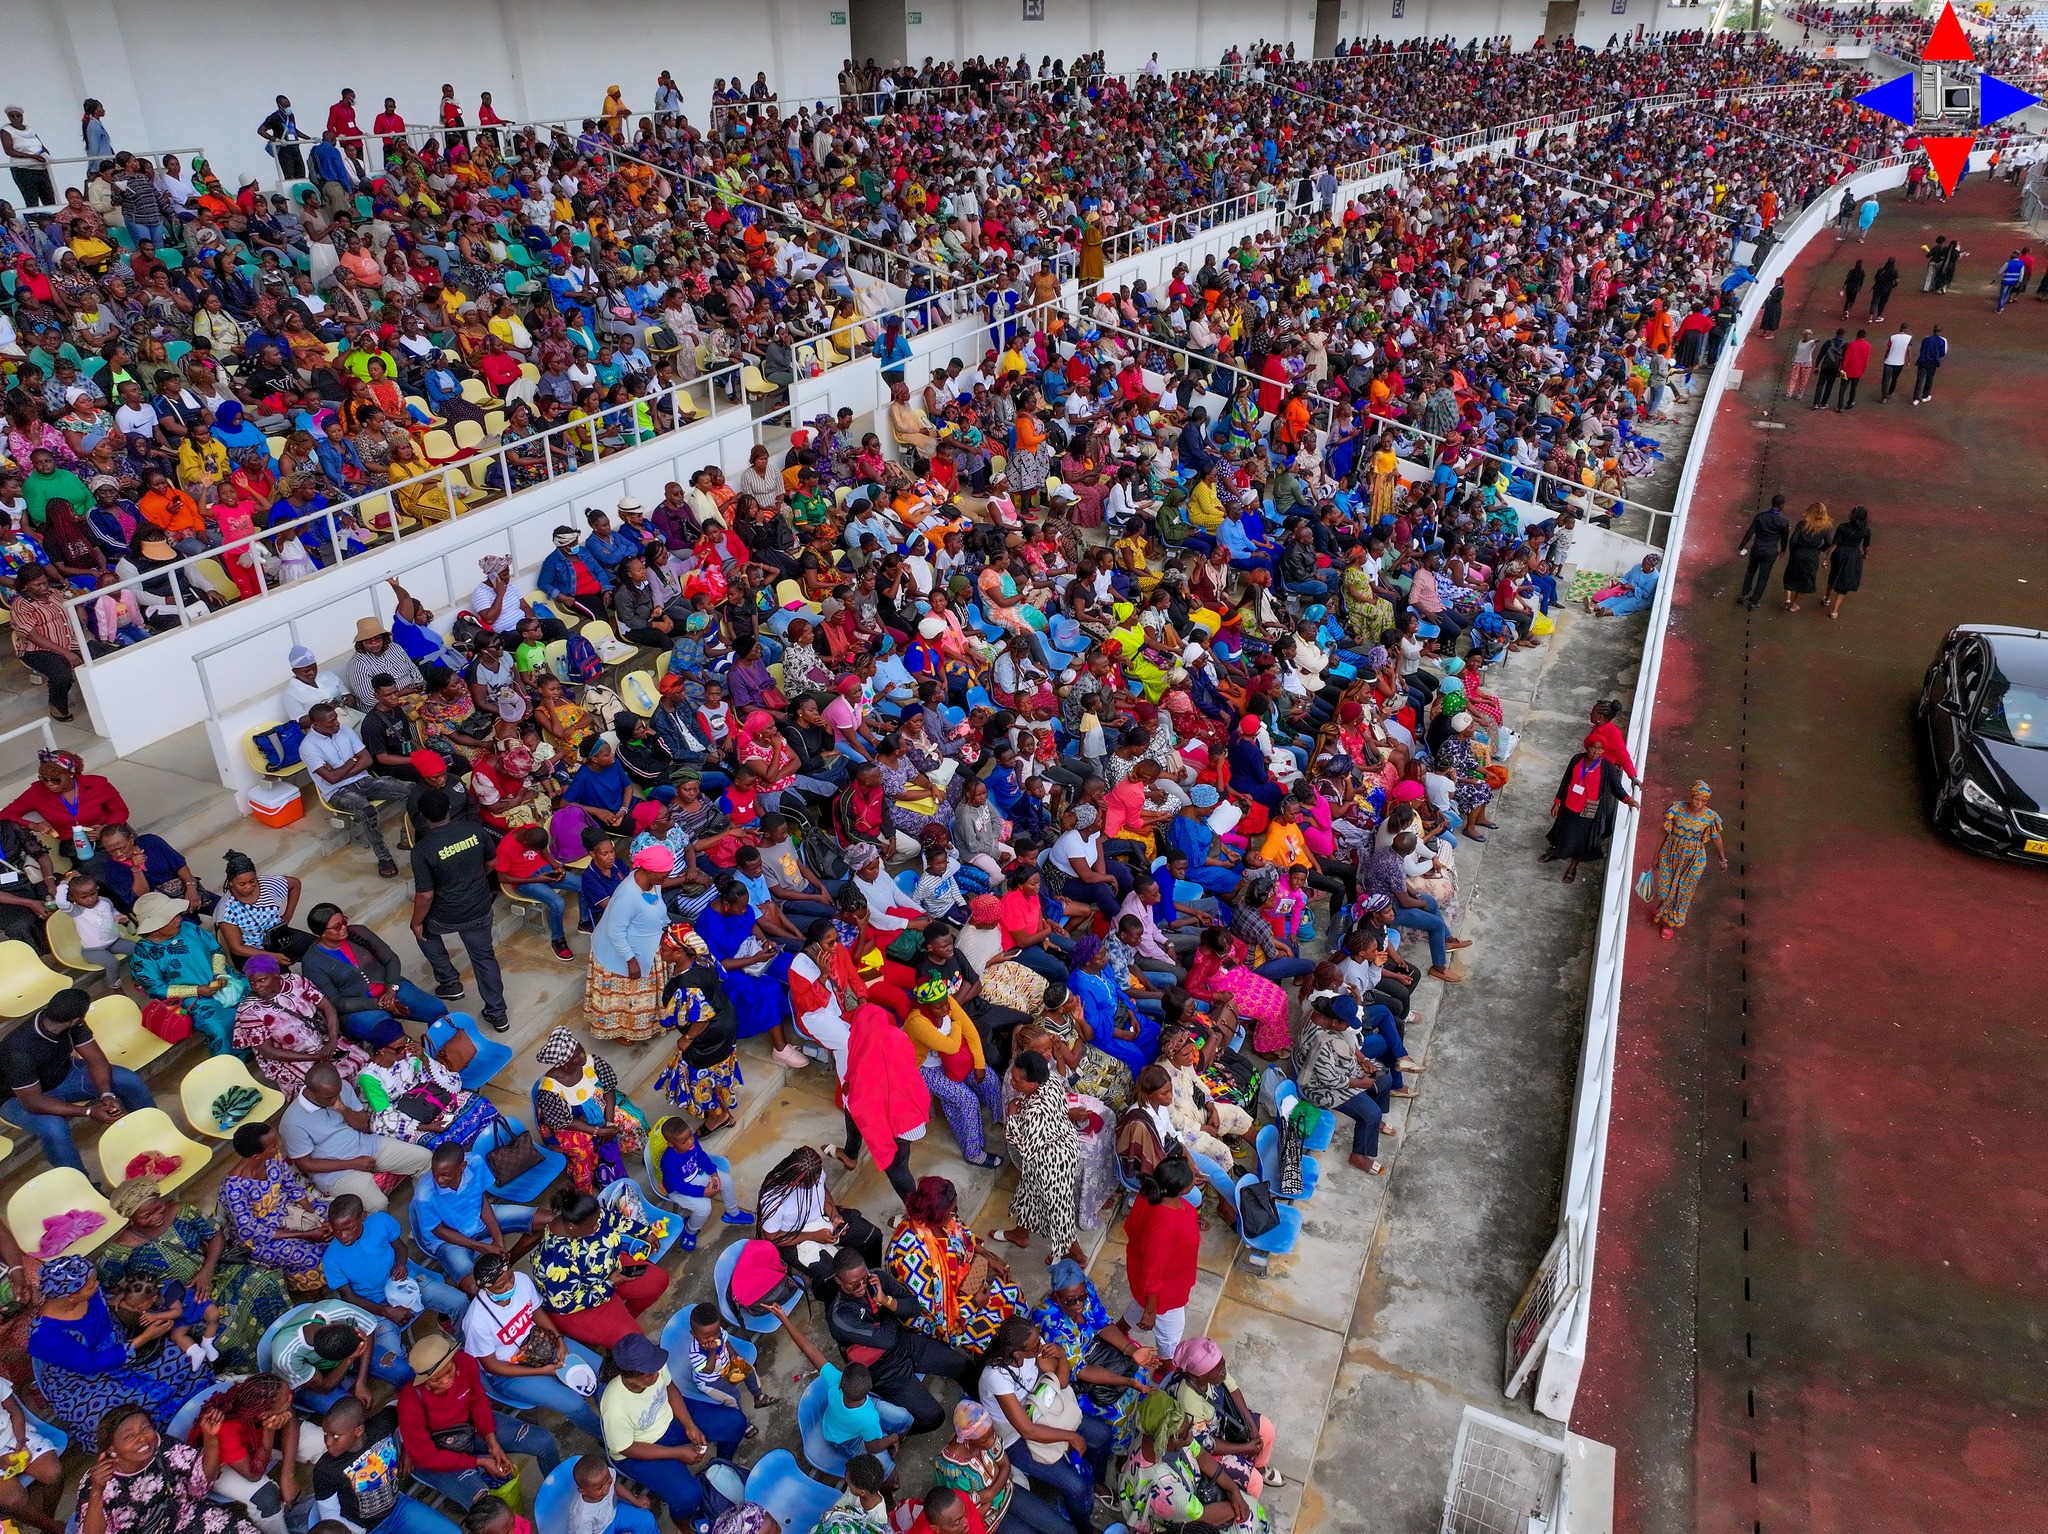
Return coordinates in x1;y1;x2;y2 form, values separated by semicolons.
1174;1336;1225;1375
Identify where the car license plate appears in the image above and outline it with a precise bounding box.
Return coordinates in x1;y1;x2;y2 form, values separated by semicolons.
2026;838;2048;855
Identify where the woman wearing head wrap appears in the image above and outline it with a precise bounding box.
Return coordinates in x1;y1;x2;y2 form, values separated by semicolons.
98;1176;292;1375
735;710;801;805
903;968;1004;1168
1029;1255;1158;1459
585;844;676;1043
0;746;128;848
1069;932;1160;1080
212;848;304;966
232;953;376;1098
1542;731;1639;884
1117;1385;1269;1534
1167;1336;1282;1497
1650;781;1727;939
533;1026;649;1191
28;1255;213;1441
653;925;745;1131
886;1176;1021;1353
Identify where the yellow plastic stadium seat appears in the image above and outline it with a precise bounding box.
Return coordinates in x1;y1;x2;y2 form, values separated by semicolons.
96;1108;213;1194
461;378;499;406
44;912;102;976
742;366;778;397
620;670;660;717
484;409;507;437
192;559;241;604
8;1168;125;1261
0;941;68;1018
453;419;487;453
518;362;540;382
422;429;461;464
405;395;446;427
361;493;416;535
87;993;171;1072
181;1055;286;1140
542;639;570;683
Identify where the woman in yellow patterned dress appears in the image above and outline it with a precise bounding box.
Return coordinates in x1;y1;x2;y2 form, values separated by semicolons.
1650;781;1727;939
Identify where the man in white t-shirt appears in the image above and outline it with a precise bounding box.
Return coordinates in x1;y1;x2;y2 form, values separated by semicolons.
460;1251;604;1435
1880;324;1913;403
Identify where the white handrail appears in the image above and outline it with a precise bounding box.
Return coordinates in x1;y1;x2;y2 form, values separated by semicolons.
1517;132;2048;1423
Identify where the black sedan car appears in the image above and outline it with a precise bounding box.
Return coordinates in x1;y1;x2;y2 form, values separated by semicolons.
1918;624;2048;863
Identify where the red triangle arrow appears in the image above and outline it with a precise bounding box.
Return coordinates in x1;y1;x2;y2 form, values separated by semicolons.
1923;134;1976;195
1923;1;1975;62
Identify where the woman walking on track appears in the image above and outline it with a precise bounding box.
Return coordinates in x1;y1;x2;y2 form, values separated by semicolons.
1825;505;1872;619
1649;782;1728;939
1785;330;1815;399
1782;502;1833;613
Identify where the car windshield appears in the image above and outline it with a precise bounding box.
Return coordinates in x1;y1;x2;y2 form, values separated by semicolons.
1976;672;2048;750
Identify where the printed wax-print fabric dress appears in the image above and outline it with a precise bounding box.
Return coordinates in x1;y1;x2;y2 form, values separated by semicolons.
96;1206;291;1372
98;1443;262;1534
1652;801;1722;929
216;1156;332;1294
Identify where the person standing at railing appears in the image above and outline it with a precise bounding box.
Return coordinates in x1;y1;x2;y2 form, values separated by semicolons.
258;96;307;181
8;565;85;722
1;107;54;211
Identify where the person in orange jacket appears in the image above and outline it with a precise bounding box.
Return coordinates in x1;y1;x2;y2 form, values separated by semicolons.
137;468;219;556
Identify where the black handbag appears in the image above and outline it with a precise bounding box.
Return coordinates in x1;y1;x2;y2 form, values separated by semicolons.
1077;1335;1137;1408
1236;1181;1280;1240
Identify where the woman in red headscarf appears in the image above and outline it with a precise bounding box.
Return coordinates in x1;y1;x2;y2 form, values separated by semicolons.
735;710;799;803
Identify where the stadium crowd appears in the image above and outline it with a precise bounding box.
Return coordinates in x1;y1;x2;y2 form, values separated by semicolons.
0;26;1924;1534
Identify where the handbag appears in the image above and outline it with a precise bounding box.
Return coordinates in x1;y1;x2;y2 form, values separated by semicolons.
1078;1335;1137;1408
141;998;195;1043
1236;1181;1281;1240
484;1119;545;1185
435;1028;478;1074
393;1082;459;1125
1021;1372;1084;1464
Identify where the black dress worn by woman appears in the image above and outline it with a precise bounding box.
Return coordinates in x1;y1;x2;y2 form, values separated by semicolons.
1828;519;1872;594
1783;524;1832;595
1545;752;1632;862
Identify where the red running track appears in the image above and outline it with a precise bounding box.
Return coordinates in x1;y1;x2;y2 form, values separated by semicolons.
1571;176;2048;1534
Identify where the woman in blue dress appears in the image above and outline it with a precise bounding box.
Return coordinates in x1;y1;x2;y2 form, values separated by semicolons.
1069;934;1159;1079
692;882;794;1040
28;1255;212;1440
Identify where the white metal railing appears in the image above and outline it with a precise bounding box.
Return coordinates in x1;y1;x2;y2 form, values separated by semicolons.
59;254;1056;665
1511;132;2048;1424
61;360;741;662
8;149;208;213
1079;312;1680;545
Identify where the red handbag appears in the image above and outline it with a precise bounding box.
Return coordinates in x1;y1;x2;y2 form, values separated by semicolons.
141;999;195;1043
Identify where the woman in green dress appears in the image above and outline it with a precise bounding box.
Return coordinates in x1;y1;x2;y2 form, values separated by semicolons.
96;1177;292;1374
1650;780;1728;939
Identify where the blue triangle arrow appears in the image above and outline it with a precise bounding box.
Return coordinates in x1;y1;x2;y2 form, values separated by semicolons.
1979;72;2041;127
1855;73;1917;127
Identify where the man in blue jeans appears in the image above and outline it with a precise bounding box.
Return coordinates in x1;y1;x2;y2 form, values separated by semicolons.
395;1333;561;1507
322;1196;470;1367
0;987;155;1179
462;1252;607;1438
409;1142;537;1282
1366;839;1470;981
603;1332;744;1526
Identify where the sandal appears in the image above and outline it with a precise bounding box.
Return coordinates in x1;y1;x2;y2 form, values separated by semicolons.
753;1394;782;1410
966;1153;1004;1170
987;1228;1033;1249
377;859;400;879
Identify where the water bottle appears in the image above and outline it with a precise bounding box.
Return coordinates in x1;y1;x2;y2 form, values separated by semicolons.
71;825;91;862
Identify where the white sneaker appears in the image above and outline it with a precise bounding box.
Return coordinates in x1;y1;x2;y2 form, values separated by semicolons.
772;1045;810;1069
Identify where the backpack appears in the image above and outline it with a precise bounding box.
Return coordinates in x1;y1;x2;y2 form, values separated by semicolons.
563;632;604;684
253;720;305;771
